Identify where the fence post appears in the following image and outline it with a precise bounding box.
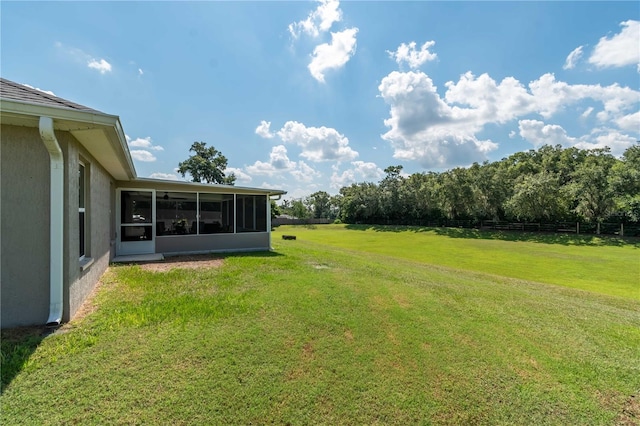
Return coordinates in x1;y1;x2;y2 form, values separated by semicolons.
621;223;624;237
576;222;579;235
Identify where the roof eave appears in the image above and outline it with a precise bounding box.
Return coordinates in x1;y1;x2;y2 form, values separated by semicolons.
130;177;287;196
0;98;136;180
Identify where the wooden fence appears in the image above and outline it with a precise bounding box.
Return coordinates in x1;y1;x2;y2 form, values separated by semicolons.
346;218;639;237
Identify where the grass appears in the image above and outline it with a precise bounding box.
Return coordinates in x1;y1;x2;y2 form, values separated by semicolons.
286;224;640;300
2;225;639;424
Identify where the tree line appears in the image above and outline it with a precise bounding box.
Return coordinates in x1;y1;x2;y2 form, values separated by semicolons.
279;144;640;230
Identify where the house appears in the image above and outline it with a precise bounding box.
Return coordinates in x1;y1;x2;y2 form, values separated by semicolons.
0;78;286;328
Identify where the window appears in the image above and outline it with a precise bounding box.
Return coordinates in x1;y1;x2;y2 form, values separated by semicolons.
155;192;198;235
79;163;86;258
153;192;267;235
120;191;153;241
236;195;267;233
199;193;234;234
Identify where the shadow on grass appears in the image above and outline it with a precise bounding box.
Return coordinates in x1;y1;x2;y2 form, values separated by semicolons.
1;326;54;394
344;224;639;248
226;250;286;259
110;250;287;269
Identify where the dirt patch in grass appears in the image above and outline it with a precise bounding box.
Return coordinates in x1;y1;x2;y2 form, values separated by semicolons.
344;329;354;341
65;275;110;326
616;393;640;425
138;254;224;272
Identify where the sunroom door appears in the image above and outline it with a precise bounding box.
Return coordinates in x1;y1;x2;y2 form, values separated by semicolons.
117;189;155;255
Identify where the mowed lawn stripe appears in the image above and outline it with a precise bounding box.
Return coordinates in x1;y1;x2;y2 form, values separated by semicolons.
2;227;639;424
274;224;640;300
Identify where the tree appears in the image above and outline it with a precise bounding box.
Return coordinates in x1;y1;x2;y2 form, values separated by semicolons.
566;149;617;233
468;161;510;221
291;199;310;219
380;165;405;220
611;145;640;223
505;172;569;222
307;191;331;219
177;141;236;185
435;167;475;220
270;200;281;220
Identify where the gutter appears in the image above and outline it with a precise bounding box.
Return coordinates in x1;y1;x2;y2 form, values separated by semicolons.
39;117;64;327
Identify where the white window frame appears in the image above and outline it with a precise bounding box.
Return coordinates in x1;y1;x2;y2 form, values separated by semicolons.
79;161;86;260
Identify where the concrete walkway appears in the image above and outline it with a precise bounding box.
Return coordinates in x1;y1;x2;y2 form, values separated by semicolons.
112;253;164;263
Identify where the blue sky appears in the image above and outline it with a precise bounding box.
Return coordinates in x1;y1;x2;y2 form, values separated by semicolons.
2;1;638;199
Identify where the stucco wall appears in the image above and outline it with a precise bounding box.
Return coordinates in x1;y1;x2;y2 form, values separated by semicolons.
1;125;51;327
156;232;270;254
58;132;114;322
1;125;115;327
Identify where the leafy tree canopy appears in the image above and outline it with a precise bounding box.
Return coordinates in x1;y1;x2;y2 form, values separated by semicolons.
177;142;236;185
325;144;640;230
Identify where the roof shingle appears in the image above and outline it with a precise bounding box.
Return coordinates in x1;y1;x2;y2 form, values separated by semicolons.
0;78;102;113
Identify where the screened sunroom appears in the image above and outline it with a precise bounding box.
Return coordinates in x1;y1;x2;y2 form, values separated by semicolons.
115;178;285;257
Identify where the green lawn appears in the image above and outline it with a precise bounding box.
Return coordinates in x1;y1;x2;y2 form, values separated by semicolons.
281;224;640;300
2;225;639;425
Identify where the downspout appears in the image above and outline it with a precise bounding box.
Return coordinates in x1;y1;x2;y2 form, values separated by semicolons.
267;196;272;249
39;117;64;327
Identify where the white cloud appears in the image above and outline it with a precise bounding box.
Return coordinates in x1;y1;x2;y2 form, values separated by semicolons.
87;58;112;74
596;110;610;122
330;161;385;188
444;71;638;123
247;145;295;176
589;20;640;70
615;111;640;132
56;42;113;74
290;160;322;183
330;169;356;189
288;1;356;82
352;161;385;180
379;71;498;168
270;145;296;170
148;172;180;181
518;119;577;147
578;128;637;155
138;68;144;76
445;71;534;123
255;120;275;138
130;150;157;162
245;146;320;183
387;41;437;69
225;167;252;184
289;0;342;38
379;69;639;168
563;45;584;70
21;83;56;96
246;160;277;176
528;73;639;119
308;28;358;83
276;120;358;162
126;135;163;163
581;106;594;118
283;187;316;201
518;119;636;156
127;136;164;151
